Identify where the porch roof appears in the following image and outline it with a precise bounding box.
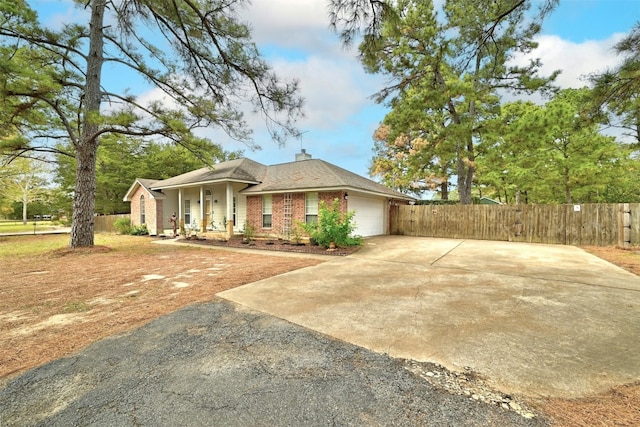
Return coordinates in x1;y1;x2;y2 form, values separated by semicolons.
150;158;266;190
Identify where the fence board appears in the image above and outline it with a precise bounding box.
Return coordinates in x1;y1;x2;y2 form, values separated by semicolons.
632;203;640;245
390;203;638;247
94;214;130;233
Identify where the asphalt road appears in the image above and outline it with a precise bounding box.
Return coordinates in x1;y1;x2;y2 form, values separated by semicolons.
0;300;545;426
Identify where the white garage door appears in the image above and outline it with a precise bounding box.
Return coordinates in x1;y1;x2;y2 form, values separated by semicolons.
348;195;386;236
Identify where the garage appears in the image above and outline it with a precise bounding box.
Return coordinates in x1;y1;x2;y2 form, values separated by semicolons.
348;195;386;236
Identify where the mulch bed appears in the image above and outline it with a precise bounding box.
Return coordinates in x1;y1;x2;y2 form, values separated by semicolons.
180;237;361;256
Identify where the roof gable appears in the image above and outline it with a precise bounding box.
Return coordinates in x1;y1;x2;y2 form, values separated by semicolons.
123;178;165;201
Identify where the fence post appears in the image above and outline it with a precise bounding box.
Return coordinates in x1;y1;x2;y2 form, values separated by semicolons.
619;203;631;249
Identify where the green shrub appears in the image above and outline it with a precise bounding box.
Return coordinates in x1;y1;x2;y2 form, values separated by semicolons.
114;218;132;235
242;221;255;242
290;223;305;245
131;224;149;235
114;218;147;235
300;198;362;248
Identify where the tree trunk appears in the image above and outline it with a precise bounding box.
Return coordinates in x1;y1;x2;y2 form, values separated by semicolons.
22;193;28;225
459;54;481;206
440;180;449;200
70;0;105;248
457;132;474;205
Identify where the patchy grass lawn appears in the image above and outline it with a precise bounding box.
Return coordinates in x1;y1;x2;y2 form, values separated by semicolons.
0;234;323;385
0;220;60;234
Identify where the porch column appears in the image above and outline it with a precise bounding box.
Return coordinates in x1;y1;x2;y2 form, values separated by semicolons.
226;183;234;238
178;188;184;232
200;186;205;232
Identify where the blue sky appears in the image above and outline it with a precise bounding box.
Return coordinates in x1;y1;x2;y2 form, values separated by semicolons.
29;0;640;180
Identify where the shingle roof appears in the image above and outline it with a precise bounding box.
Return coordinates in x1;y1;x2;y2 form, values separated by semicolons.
151;158;266;189
123;178;165;201
241;159;411;199
139;156;411;200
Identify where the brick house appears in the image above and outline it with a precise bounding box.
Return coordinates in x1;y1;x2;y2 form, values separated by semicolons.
123;151;414;237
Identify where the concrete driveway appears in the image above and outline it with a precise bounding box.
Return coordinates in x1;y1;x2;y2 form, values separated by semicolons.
219;236;640;398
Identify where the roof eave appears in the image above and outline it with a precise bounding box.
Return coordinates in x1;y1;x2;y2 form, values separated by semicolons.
152;179;260;191
240;186;346;195
123;179;162;202
241;185;414;200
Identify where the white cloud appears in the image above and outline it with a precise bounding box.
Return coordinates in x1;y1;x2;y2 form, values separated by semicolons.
246;0;357;61
514;33;627;90
271;55;381;131
246;0;330;34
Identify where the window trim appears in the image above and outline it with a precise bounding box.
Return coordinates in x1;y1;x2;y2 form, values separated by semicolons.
184;199;191;226
140;195;146;224
305;192;318;224
262;194;272;228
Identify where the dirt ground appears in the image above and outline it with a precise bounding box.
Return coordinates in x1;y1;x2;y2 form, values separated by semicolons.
184;235;361;256
581;245;640;276
0;236;323;386
1;235;639;426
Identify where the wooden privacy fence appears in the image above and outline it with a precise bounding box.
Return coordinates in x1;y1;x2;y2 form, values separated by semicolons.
389;203;640;247
94;214;130;233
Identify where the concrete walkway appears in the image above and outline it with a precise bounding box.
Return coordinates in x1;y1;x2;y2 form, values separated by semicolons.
219;236;640;398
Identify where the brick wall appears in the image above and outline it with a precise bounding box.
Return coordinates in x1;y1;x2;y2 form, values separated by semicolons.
154;199;163;235
130;186;143;227
246;191;349;238
129;185;162;235
271;194;284;235
319;192;347;213
291;193;306;223
246;195;262;232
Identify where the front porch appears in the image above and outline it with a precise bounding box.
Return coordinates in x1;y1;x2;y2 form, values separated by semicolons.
165;182;248;238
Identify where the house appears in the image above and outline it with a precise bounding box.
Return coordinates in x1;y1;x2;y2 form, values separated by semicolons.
478;196;502;205
123;150;414;238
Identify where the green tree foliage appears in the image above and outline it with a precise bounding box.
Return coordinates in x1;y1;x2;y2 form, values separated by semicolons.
53;135;239;215
353;0;558;203
476;100;536;203
0;156;50;223
478;89;633;203
591;21;640;154
0;0;303;247
370;95;453;199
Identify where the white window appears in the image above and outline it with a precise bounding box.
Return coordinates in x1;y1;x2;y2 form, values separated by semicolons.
305;192;318;224
184;200;191;225
262;195;272;228
140;195;146;224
